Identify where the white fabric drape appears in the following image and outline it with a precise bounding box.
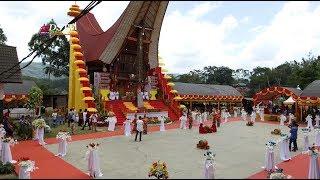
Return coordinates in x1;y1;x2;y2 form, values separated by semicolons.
203;159;214;179
1;142;13;163
308;152;320;179
57;139;67;156
87;149;103;178
37;128;45;145
264;148;275;171
304;135;310;152
279;138;291;161
315;131;320;146
33;128;39;140
19;165;31;179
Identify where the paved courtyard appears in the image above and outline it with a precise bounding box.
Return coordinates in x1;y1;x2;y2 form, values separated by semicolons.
45;121;314;179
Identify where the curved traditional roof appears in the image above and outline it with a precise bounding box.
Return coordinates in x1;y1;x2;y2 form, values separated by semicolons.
3;80;37;95
76;1;169;69
300;80;320;98
0;44;22;83
253;86;302;103
173;82;243;102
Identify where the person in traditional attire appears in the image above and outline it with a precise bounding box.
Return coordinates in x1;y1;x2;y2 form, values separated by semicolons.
132;114;138;134
78;109;84;127
191;110;197;126
250;111;256;123
233;108;238;118
135;117;144;142
159;116;166;132
107;112;117;131
90;112;98;132
202;111;207;123
306;114;314;129
259;107;264;121
123;118;132;136
143;114;148;134
109;91;115;100
179;114;187;130
211;120;217;133
241;108;247;121
143;91;149;100
196;110;203;125
215;110;221;127
315;114;320;127
115;91;119;100
279;114;286;126
188;113;193;129
199;123;206;134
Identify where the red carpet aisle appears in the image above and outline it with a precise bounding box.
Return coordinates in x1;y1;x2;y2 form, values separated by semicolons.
11;117;240;178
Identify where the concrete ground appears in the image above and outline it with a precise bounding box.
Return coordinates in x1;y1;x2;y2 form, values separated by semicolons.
45;121;315;179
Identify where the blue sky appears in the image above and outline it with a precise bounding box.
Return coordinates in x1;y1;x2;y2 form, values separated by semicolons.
1;1;320;74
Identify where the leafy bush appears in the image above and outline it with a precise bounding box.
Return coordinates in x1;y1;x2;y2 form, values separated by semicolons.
15;120;33;140
0;162;15;175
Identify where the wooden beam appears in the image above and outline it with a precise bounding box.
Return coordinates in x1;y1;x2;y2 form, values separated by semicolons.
127;36;151;43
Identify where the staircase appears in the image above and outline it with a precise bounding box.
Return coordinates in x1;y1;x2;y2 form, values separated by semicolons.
105;100;126;125
148;100;179;121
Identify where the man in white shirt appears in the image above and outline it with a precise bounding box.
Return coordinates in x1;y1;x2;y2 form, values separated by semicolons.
135;116;144;142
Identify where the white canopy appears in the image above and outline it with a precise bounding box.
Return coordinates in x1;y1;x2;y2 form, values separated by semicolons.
283;96;295;105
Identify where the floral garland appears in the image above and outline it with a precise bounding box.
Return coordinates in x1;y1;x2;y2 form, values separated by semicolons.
148;161;169;179
197;140;210;150
301;128;311;136
2;137;18;145
56;131;72;141
32;119;46;129
268;168;291;179
18;157;38;172
266;140;277;151
86;143;100;150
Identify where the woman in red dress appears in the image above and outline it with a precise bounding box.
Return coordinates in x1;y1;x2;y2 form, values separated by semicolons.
199;123;206;134
211;119;217;132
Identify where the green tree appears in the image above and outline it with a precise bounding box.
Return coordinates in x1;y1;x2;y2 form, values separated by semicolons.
28;19;69;78
25;86;43;117
0;25;7;45
174;70;204;84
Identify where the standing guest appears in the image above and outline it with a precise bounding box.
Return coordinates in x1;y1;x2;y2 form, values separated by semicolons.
90;112;98;132
288;113;295;125
279;113;286;126
67;108;74;127
289;121;299;152
70;111;76;135
241;108;247;121
159;116;166;132
107;112;117;131
259;107;265;121
82;109;91;130
179;113;187;130
188;114;193;129
52;110;58;127
135;117;144;142
3;116;13;137
78;109;83;127
306;114;314;129
74;109;79;125
143;114;148;134
215;110;221;128
250;111;256;123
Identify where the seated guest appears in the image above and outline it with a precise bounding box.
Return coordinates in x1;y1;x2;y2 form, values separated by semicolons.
199;123;206;134
211;120;217;133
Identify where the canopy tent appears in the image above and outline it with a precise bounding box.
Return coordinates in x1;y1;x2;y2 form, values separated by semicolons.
283;96;295;105
253;86;302;105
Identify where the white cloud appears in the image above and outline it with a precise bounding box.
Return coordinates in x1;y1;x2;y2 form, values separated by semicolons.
0;1;128;63
187;1;221;19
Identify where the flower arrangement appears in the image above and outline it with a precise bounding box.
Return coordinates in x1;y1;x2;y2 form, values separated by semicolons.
268;168;291;179
18;157;38;172
280;133;290;140
197;140;210;150
301;128;311;136
302;144;319;156
246;121;254;126
32;119;46;129
86;143;100;150
204;150;215;161
266;140;277;151
314;127;320;133
1;137;18;145
148;161;169;179
271;129;281;135
56;131;72;141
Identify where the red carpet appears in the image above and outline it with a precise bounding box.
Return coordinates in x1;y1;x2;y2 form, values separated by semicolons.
10;117;247;178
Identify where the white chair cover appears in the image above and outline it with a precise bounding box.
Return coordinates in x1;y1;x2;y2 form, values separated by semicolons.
19;165;31;179
265;149;274;171
304;135;310;152
203;159;214;179
87;150;103;177
315;132;320;146
160;118;166;132
308;153;320;179
37;128;45;145
279;138;291;161
1;142;13;164
33;128;39;140
58;139;67;156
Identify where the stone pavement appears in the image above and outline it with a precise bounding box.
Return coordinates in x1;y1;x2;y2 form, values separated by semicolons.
45;121;314;179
